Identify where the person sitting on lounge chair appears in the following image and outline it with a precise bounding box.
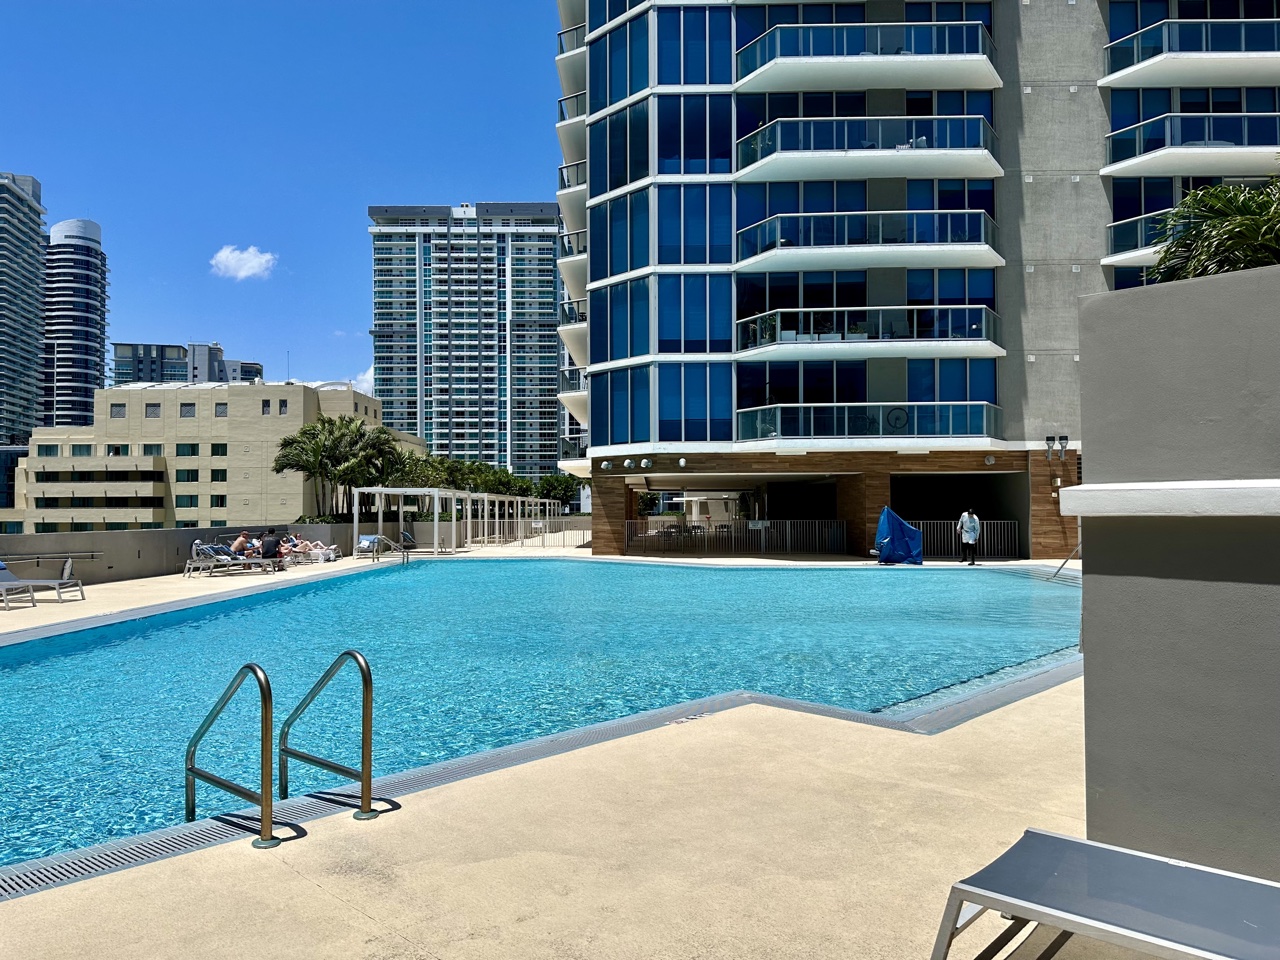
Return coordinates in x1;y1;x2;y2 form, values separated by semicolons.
260;528;286;568
230;531;258;558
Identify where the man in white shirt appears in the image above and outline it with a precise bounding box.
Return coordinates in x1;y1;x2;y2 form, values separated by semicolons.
956;509;981;565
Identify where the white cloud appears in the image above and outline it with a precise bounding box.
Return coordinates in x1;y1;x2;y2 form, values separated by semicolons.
332;330;346;338
353;364;374;395
209;244;278;281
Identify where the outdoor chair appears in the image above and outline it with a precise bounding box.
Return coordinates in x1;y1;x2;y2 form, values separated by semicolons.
0;558;84;602
190;542;275;576
0;563;37;610
931;829;1280;960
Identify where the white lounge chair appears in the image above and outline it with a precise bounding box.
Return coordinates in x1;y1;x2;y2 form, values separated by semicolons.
931;829;1280;960
0;558;84;602
0;562;36;610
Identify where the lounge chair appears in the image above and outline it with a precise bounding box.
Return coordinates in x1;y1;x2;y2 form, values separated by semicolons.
189;542;275;576
0;563;36;610
0;558;84;602
931;829;1280;960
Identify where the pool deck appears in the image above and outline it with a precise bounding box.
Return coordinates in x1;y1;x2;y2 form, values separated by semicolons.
0;677;1136;959
0;548;1081;646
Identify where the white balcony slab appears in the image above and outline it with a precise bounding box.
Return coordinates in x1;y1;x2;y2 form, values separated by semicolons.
558;252;587;303
735;55;1002;93
1100;52;1280;89
734;242;1005;272
1101;145;1280;177
559;321;589;369
557;115;586;165
735;147;1003;182
1101;245;1162;268
557;456;592;478
735;338;1005;361
558;389;588;424
557;182;587;233
557;45;586;97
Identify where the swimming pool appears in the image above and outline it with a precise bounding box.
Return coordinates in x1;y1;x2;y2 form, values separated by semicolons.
0;560;1080;867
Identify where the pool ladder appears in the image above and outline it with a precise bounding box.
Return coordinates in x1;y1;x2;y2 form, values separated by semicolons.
184;650;378;849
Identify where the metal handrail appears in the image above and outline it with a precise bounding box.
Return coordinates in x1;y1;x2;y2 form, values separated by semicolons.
278;650;378;821
184;663;280;849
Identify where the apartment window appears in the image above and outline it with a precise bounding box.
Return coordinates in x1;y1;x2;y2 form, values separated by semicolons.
105;498;130;508
106;444;130;457
176;469;200;483
176;443;199;457
106;471;130;482
210;520;228;527
211;443;228;456
138;522;163;529
175;495;199;508
34;523;59;534
262;399;271;415
109;403;126;419
36;445;59;457
105;522;129;531
34;498;62;509
1;522;22;534
180;402;196;418
214;402;228;418
176;520;199;529
211;495;227;508
145;403;161;419
278;399;288;415
71;444;94;457
70;522;95;532
143;443;163;457
33;471;60;483
210;469;228;482
70;497;95;508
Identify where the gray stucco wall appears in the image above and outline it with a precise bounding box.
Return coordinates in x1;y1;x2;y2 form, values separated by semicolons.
990;0;1109;444
1082;517;1280;881
1078;264;1280;483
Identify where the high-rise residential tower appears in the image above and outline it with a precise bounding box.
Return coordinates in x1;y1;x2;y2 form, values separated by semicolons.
112;342;263;385
368;202;561;477
557;0;1108;558
42;219;109;427
0;173;48;444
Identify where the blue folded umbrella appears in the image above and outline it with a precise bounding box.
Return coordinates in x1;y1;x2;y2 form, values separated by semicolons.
875;507;923;565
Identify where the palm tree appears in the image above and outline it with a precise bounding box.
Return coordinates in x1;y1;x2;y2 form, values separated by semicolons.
1149;180;1280;283
272;421;332;517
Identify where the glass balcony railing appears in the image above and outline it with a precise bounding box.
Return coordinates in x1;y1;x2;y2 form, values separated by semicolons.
736;306;1000;351
559;366;586;393
737;402;1003;440
1106;19;1280;75
1107;113;1280;163
1107;209;1174;255
559;230;587;258
558;92;586;123
738;115;998;169
737;22;993;78
560;298;587;326
559;433;589;460
559;160;587;190
738;211;998;260
558;23;586;56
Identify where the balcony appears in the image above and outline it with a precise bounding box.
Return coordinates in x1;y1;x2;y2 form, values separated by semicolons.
557;366;588;423
736;211;1003;271
737;402;1003;441
737;115;1001;181
558;229;587;302
557;432;591;477
1103;19;1280;87
557;160;587;233
557;23;586;96
559;299;589;367
1103;210;1172;267
736;307;1004;358
1103;113;1280;176
557;92;586;163
736;22;1001;93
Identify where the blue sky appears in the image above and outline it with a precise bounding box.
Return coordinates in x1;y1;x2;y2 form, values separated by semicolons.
2;1;564;387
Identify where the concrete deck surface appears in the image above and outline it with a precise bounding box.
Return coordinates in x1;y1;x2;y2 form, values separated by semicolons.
1;679;1136;960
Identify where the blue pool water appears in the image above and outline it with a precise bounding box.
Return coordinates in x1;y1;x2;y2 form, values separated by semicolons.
0;560;1080;867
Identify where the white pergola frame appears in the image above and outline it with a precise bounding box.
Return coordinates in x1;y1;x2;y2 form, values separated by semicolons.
350;487;560;558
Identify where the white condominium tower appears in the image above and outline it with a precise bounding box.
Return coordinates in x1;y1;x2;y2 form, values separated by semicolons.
0;173;47;444
368;202;561;477
42;219;109;427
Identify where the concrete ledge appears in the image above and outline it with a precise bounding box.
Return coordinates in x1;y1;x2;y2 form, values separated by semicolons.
1061;478;1280;517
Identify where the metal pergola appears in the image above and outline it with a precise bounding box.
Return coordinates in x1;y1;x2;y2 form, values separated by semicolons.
350;487;561;557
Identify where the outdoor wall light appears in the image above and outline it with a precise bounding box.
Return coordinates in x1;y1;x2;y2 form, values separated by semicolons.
600;460;613;470
1058;436;1069;461
623;458;635;469
984;455;996;466
678;458;687;468
1044;436;1055;460
640;458;653;469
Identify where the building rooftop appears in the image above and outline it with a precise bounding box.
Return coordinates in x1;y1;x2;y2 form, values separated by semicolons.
101;380;366;393
368;202;559;219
